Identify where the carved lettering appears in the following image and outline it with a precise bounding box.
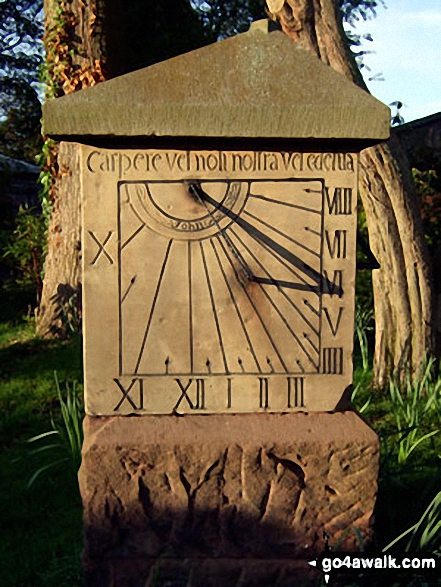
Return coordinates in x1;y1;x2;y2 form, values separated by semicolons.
324;307;344;336
88;230;113;265
165;152;187;172
287;377;305;408
113;378;144;411
174;379;194;410
323;270;343;297
86;150;355;177
306;153;354;173
174;378;206;411
194;379;206;410
325;230;347;259
325;188;352;215
259;377;269;409
280;151;303;171
227;378;232;409
321;348;343;374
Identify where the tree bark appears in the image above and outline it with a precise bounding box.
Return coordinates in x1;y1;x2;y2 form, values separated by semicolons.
37;0;107;337
37;142;82;337
267;0;435;386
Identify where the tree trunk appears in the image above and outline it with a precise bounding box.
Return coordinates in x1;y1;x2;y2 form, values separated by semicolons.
267;0;435;386
37;0;107;337
37;142;82;337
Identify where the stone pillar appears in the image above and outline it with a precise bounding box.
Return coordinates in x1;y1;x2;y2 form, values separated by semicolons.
42;19;390;587
80;412;379;586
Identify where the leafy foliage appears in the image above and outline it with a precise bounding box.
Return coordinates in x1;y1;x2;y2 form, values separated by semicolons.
0;0;43;117
26;372;84;487
0;0;43;161
0;85;42;161
339;0;387;77
413;168;441;249
383;490;441;554
192;0;387;40
191;0;266;38
388;356;440;464
351;301;374;413
339;0;386;27
389;100;405;126
2;204;46;304
118;0;214;73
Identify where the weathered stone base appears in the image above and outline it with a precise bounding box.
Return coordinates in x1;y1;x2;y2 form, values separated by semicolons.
79;412;379;586
83;558;322;587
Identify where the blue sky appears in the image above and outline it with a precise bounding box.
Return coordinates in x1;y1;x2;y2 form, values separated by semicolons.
350;0;441;122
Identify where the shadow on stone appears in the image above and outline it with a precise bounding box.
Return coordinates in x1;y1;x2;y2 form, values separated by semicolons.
79;413;380;587
82;506;323;587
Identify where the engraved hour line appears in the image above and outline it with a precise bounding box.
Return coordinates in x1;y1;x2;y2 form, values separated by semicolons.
254;233;318;293
304;299;319;316
305;227;321;238
125;184;148;226
211;237;261;373
248;193;321;215
89;230;114;265
134;239;173;374
230;228;319;337
216;235;289;373
130;183;162;227
190;182;253;281
243;210;321;260
195;187;323;287
121;223;145;250
318;182;325;375
121;275;137;304
188;241;194;374
199;241;229;374
303;333;319;354
118;189;123;375
228;232;319;371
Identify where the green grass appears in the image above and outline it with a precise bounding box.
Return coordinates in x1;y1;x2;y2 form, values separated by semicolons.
0;320;83;445
0;307;83;586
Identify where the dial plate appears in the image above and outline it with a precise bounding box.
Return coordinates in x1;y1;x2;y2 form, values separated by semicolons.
82;147;358;414
120;179;323;377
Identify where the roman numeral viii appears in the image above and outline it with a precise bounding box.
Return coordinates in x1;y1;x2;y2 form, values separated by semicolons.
325;188;352;215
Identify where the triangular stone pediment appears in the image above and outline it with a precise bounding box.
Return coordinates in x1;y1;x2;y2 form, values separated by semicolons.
43;20;390;141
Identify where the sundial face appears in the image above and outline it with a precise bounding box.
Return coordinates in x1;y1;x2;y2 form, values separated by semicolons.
81;147;358;414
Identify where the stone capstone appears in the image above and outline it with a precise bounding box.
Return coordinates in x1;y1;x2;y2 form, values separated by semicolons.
80;411;379;586
43;21;389;141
